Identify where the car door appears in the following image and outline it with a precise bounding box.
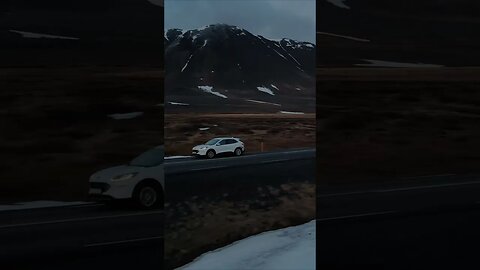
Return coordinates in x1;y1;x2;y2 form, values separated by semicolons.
215;139;228;154
226;139;237;152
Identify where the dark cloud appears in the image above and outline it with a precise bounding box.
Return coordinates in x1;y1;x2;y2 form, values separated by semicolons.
165;0;315;43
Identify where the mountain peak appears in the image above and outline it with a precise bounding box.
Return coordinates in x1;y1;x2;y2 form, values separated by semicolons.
165;23;315;107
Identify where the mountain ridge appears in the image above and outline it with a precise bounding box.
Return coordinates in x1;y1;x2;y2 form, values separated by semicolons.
165;24;315;104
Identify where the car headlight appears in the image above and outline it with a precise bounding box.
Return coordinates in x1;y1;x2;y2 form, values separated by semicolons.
200;146;208;150
111;172;138;182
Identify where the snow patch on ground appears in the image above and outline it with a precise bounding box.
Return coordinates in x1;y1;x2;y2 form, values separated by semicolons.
9;30;80;40
279;111;305;115
169;101;190;106
257;86;275;96
199;127;210;131
295;87;302;91
0;201;89;212
177;220;315;270
198;86;228;99
246;99;281;107
270;84;279;91
317;31;370;42
108;112;143;120
356;59;444;68
326;0;350;9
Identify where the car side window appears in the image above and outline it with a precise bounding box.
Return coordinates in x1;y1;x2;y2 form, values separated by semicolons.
218;140;226;145
228;139;236;144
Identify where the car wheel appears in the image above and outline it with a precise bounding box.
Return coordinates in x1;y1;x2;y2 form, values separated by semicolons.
206;150;216;159
133;182;162;209
234;147;243;156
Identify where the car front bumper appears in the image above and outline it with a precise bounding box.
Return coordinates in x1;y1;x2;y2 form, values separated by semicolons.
89;181;134;200
192;148;208;156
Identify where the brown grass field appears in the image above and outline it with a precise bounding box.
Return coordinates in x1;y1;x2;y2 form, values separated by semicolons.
317;67;480;186
0;67;163;202
165;113;316;156
165;181;315;269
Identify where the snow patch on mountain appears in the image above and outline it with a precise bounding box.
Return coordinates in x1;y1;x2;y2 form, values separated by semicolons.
10;30;79;40
198;86;228;99
279;111;305;115
246;99;281;107
270;84;279;91
257;86;275;96
169;102;189;106
181;54;194;72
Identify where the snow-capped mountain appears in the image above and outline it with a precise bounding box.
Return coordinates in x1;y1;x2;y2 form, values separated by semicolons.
318;0;480;67
165;24;315;105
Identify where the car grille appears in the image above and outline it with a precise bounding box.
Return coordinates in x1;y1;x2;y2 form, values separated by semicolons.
192;150;199;154
90;182;110;192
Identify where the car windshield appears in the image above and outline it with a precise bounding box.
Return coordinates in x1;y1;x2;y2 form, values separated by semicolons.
129;148;164;167
205;139;221;145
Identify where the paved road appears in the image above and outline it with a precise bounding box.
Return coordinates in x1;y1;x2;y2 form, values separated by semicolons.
0;204;163;269
317;174;480;267
0;149;315;269
164;148;315;173
6;149;480;267
165;148;316;203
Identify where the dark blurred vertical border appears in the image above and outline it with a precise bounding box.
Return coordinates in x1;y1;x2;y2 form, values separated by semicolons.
316;0;480;267
0;0;164;268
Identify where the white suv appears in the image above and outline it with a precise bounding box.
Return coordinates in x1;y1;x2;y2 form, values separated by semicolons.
192;137;245;158
89;145;164;209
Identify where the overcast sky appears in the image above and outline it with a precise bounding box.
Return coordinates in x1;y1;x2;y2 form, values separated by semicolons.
165;0;316;43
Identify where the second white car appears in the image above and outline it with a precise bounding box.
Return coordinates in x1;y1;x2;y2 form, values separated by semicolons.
192;137;245;158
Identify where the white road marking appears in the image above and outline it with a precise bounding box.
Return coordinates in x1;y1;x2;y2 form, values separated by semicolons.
317;211;397;222
84;236;163;248
317;31;370;42
400;173;457;179
376;181;478;193
318;178;480;198
0;201;91;212
0;211;163;230
70;203;104;208
189;166;227;171
164;149;315;169
318;191;372;198
261;159;289;164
